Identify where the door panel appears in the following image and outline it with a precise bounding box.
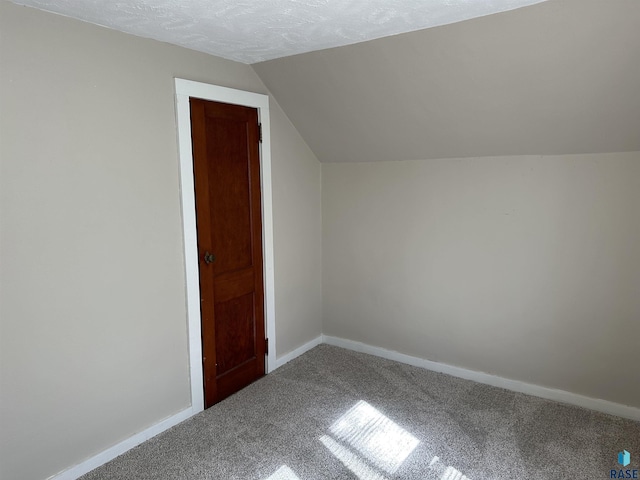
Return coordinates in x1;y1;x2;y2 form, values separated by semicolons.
206;117;253;274
190;98;266;408
214;293;256;375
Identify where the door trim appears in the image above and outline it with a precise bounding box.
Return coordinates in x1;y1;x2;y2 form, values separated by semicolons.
174;78;276;413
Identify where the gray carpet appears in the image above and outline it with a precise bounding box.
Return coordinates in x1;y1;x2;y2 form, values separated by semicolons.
81;345;640;480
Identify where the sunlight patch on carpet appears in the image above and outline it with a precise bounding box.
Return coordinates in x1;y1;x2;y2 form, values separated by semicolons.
329;400;420;474
320;435;389;480
262;465;302;480
429;455;472;480
441;465;471;480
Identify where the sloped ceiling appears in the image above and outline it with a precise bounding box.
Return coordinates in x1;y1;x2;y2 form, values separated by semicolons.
9;0;547;64
254;0;640;162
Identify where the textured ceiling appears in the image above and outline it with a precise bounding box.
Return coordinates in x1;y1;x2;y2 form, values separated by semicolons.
10;0;547;63
254;0;640;162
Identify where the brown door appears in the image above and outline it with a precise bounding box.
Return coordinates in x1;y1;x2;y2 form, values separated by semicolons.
190;98;266;408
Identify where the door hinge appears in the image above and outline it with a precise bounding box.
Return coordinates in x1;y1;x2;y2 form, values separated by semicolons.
258;123;263;143
265;338;269;355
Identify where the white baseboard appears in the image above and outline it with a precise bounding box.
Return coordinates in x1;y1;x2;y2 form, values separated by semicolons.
48;407;195;480
274;335;323;369
321;335;640;422
47;335;323;480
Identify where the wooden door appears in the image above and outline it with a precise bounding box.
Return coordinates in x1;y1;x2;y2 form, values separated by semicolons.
190;98;266;408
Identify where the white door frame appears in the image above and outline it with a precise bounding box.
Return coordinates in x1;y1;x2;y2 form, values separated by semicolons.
174;78;276;414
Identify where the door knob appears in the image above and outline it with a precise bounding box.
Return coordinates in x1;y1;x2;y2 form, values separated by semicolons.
204;252;215;265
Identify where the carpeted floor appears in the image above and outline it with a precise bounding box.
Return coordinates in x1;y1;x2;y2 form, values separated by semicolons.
81;345;640;480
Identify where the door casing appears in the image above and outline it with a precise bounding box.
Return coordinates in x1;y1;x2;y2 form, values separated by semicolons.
174;78;276;414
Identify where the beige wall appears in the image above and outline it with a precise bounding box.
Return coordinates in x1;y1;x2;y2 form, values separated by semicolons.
0;2;321;479
270;104;323;353
323;153;640;408
255;0;640;164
